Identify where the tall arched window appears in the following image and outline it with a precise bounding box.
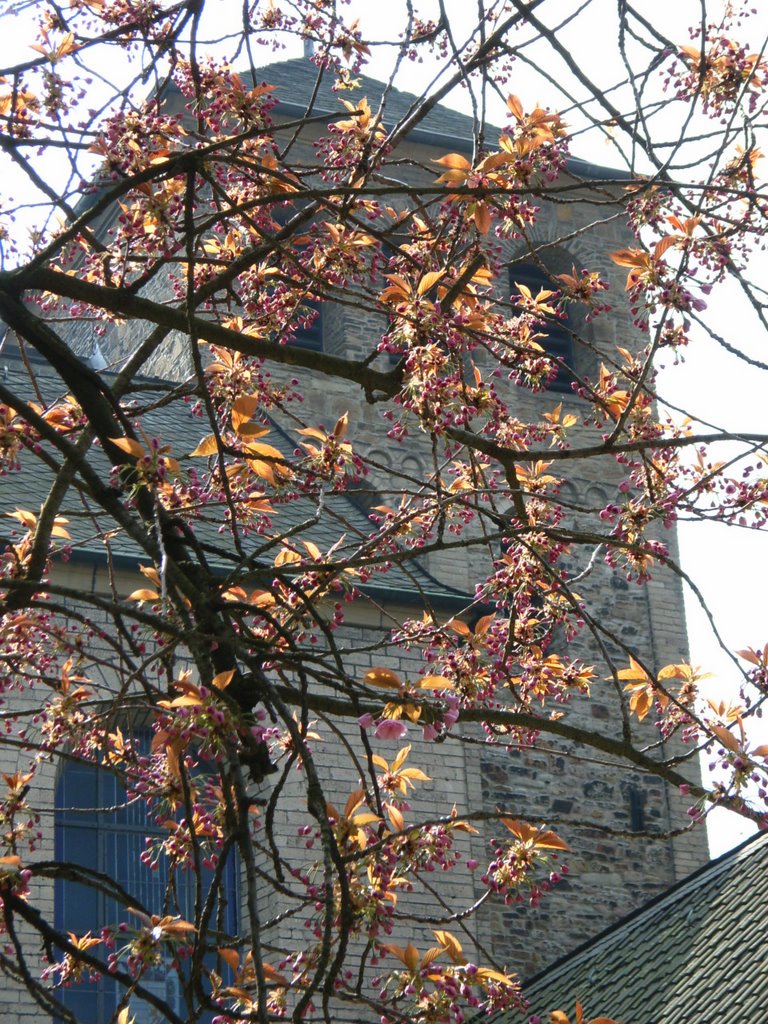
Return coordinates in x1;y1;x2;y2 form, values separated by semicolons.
510;262;574;392
54;747;238;1023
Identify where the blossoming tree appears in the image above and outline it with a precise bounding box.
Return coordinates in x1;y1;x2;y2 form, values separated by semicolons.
0;1;766;1022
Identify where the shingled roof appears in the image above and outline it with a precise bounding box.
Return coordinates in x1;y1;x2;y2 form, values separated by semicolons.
517;828;767;1024
163;56;628;180
253;56;480;145
0;348;467;606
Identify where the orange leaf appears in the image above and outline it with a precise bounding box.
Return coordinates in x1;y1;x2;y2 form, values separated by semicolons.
475;967;517;986
385;803;405;832
7;509;37;529
110;436;145;459
417;269;446;296
421;946;444;968
382;942;420;970
403;943;420;971
232;395;268;437
474;203;491;234
501;817;569;850
390;745;412;772
418;674;453;690
245;440;286;461
296;426;327;441
363;668;402;690
506;94;524;120
614;656;652;683
352;811;382;826
449;619;471;637
262;962;289;986
344;788;366;819
333;412;349;439
736;648;762;666
609;247;648;268
710;724;739;752
433;153;472;170
475;614;496;636
654;235;678;259
189;434;220;457
433;930;465;964
217;948;240;972
212;669;235;691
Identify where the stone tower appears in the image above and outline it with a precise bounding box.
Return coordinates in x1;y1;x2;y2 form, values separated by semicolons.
0;56;708;1022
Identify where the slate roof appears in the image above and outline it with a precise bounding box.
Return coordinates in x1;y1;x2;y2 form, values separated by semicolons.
516;828;768;1024
161;56;628;181
0;352;465;605
254;56;480;145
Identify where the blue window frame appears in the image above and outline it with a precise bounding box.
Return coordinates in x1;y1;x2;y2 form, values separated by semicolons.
54;750;237;1023
510;263;574;393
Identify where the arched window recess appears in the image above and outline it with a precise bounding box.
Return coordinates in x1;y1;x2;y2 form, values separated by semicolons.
509;261;575;393
53;729;238;1023
255;206;326;351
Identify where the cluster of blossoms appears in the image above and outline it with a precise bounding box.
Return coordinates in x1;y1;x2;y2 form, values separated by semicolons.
286;747;572;1024
481;818;569;908
667;33;768;115
376;930;524;1024
104;911;196;981
0;403;26;473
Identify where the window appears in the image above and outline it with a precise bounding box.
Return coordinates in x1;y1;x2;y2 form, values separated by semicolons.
292;296;323;350
54;746;237;1024
267;211;324;351
509;263;574;393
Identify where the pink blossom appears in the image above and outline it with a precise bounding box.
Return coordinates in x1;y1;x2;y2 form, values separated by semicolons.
357;713;374;730
374;719;408;741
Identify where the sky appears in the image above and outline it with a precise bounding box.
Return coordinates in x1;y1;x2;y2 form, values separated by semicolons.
2;0;767;854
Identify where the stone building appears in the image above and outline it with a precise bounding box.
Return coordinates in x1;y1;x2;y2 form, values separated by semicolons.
0;56;708;1021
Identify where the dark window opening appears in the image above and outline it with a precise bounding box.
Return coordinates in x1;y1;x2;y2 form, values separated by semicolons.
626;782;646;832
510;263;574;393
54;746;237;1023
267;211;324;352
292;297;323;350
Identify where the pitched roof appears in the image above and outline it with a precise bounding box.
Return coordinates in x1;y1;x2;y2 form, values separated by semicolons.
518;828;768;1024
255;56;481;146
164;56;629;180
0;353;466;606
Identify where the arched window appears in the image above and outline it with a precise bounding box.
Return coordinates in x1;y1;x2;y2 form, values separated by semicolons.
510;263;574;393
268;211;324;351
54;746;238;1023
292;297;323;350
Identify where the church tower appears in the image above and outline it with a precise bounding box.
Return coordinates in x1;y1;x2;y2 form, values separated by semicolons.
0;55;709;1023
63;57;707;976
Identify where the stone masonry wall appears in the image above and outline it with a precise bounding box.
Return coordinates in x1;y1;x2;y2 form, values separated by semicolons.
5;77;710;1018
